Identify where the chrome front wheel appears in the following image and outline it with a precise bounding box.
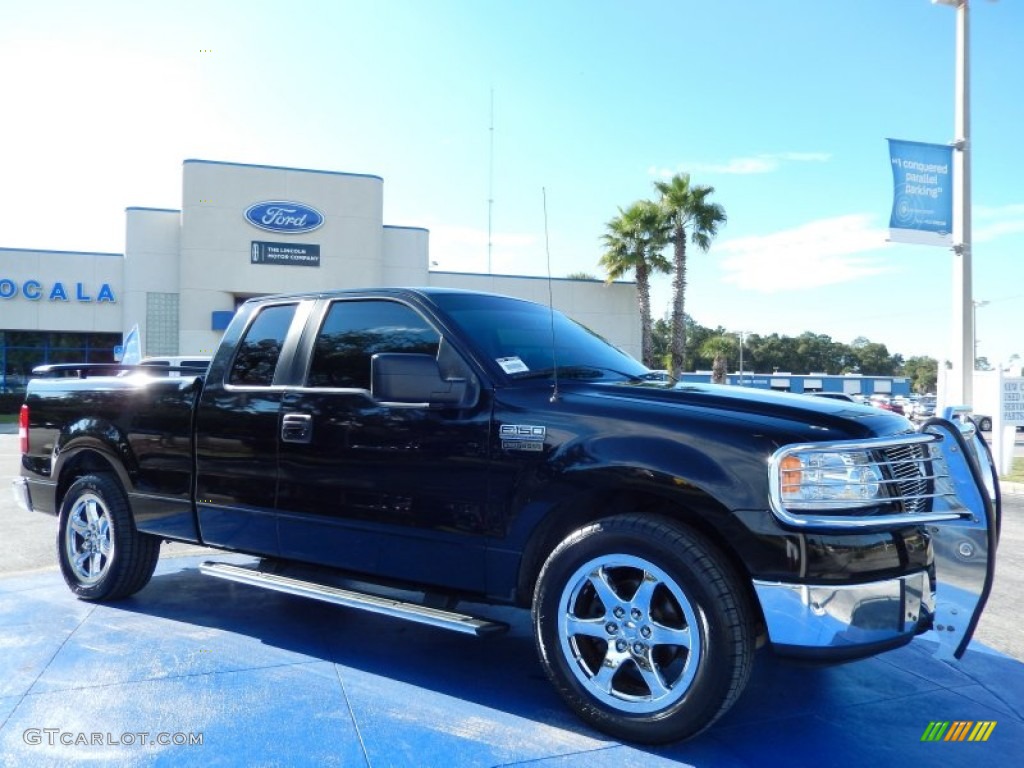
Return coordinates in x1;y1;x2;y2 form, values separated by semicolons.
533;514;754;744
558;554;702;714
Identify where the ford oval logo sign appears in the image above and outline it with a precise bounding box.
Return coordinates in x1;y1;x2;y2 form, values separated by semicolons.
244;201;324;234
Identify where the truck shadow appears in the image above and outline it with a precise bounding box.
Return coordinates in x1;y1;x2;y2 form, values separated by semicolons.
97;556;1024;767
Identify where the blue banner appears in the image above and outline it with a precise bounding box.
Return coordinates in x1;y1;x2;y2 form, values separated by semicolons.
888;139;953;246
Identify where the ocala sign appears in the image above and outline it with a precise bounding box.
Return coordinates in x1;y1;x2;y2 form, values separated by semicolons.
0;279;116;302
244;201;324;234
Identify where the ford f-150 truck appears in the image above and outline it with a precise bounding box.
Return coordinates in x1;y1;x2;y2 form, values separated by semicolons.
11;288;1000;744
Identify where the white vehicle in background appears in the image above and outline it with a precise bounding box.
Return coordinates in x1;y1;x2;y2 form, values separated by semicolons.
139;356;212;377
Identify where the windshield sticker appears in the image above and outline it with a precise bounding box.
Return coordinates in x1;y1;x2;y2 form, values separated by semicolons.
500;424;546;452
496;356;529;374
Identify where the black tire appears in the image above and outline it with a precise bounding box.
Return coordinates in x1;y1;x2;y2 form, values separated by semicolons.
57;473;161;601
977;416;992;432
532;514;754;744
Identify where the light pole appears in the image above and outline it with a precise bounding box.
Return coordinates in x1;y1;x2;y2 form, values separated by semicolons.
972;298;989;367
735;331;749;386
932;0;974;407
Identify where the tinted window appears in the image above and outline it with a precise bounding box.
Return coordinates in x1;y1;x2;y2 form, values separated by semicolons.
431;292;647;379
229;303;297;386
307;300;440;389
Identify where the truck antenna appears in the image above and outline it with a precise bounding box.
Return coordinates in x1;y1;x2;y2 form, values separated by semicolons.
487;88;494;274
543;186;559;402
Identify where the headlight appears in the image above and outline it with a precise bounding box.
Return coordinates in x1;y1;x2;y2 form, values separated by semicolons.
777;450;884;510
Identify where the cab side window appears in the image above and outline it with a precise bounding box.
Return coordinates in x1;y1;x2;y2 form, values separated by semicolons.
307;300;440;389
228;303;297;386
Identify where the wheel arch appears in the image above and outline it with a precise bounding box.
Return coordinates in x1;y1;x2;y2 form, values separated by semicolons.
514;479;765;632
55;445;134;514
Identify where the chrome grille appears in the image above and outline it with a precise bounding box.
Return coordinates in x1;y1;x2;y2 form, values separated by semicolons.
881;442;931;515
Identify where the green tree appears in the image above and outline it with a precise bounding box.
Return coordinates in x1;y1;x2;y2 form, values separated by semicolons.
651;315;672;369
850;339;899;375
747;333;801;374
700;335;735;384
902;356;938;393
599;201;670;367
654;173;727;375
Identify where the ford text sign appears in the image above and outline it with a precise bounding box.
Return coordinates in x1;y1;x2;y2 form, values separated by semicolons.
244;201;324;234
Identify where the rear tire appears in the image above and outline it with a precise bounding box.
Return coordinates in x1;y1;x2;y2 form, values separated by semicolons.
533;514;754;744
57;473;160;601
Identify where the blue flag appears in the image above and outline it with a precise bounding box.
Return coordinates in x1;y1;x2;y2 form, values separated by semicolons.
121;324;142;365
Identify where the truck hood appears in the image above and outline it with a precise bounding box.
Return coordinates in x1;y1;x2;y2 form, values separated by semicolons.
580;381;912;441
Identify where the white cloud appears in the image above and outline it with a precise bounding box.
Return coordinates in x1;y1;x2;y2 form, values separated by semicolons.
404;220;541;274
718;214;893;293
648;152;831;178
973;203;1024;243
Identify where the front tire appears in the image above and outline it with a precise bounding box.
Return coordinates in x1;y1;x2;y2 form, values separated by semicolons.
533;514;754;744
58;474;160;601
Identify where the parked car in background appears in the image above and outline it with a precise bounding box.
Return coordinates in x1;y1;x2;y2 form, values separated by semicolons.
972;414;1023;432
909;397;937;422
869;395;905;416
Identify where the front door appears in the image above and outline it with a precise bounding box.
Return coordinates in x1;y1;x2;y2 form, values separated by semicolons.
275;297;492;591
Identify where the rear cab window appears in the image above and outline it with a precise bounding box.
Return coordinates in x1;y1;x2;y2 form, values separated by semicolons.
229;303;299;386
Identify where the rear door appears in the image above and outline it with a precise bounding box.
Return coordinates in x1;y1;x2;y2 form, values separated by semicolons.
195;299;311;554
275;296;493;591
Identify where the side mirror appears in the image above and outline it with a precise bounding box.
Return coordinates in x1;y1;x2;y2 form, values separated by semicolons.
371;353;469;406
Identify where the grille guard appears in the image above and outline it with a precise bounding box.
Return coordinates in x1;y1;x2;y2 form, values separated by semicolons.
924;411;1001;659
766;417;1000;660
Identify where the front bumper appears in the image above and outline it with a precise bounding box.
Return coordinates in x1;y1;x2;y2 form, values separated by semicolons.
753;572;931;660
11;477;33;513
756;417;1000;662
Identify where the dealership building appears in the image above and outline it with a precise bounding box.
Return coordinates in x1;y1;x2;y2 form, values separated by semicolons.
0;159;639;391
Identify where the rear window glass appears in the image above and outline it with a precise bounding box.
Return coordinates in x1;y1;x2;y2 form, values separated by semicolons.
228;304;297;386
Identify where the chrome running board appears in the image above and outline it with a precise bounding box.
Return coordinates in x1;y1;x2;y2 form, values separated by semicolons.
199;561;508;637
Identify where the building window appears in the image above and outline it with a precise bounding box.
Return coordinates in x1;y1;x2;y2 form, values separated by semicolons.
0;330;121;393
146;292;179;356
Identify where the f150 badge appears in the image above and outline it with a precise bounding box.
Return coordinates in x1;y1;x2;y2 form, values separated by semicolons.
500;424;546;452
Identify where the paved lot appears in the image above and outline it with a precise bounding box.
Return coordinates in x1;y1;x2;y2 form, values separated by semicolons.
2;431;1023;765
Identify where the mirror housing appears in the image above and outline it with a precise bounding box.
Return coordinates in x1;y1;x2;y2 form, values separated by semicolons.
371;353;470;406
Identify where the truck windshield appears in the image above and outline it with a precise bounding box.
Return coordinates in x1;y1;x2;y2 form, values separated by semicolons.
432;292;648;380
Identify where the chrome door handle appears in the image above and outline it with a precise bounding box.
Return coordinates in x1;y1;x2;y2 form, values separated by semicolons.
281;413;313;444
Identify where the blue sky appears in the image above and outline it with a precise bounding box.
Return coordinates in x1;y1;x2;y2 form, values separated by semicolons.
2;0;1022;367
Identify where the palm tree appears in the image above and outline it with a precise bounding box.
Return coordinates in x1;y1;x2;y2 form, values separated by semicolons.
654;173;727;376
599;200;670;367
700;335;735;385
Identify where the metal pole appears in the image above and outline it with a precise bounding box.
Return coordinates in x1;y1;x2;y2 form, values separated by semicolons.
972;299;989;366
937;0;973;406
738;331;745;386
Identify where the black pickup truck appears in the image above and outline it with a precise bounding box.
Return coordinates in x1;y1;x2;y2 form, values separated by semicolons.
12;288;1000;744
